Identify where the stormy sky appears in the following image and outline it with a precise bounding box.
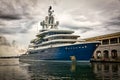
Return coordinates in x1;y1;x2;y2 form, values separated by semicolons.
0;0;120;47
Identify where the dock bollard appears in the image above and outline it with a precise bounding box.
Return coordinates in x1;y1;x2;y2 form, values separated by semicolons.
70;56;76;72
70;56;76;62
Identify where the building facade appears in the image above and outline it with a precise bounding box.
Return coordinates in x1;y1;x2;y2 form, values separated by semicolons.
84;32;120;62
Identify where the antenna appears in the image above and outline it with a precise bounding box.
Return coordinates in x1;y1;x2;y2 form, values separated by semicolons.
40;6;59;30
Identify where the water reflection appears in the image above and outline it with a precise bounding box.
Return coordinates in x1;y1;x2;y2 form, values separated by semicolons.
0;58;30;80
20;61;95;80
91;62;120;80
21;61;94;80
0;59;120;80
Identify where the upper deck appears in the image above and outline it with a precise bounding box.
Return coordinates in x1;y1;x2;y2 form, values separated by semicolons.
44;34;79;39
29;6;82;48
36;29;74;37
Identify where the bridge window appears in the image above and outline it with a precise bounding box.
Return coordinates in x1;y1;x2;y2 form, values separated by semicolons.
85;46;87;48
82;46;84;48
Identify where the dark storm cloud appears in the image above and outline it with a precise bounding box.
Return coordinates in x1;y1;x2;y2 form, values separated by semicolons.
0;0;38;21
0;0;40;35
68;25;92;31
104;15;120;26
0;14;21;20
106;21;120;26
0;1;21;20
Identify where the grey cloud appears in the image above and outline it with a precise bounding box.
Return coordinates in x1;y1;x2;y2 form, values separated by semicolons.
79;27;93;33
0;22;5;26
0;20;37;34
104;15;120;27
0;1;21;20
61;24;93;33
63;25;80;30
0;0;41;35
0;27;26;34
0;0;36;21
106;21;120;26
111;16;120;21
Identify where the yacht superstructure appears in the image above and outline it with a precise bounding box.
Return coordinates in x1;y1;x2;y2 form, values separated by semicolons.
20;6;100;61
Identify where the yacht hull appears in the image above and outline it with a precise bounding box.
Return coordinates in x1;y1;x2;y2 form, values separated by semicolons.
20;43;99;61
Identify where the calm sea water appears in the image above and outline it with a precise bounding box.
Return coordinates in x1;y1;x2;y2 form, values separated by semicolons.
0;58;120;80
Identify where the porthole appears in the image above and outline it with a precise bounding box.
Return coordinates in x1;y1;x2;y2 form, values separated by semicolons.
82;47;84;48
96;44;99;46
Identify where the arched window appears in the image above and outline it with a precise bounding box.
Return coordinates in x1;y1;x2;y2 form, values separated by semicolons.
111;50;117;59
96;51;102;59
103;50;109;59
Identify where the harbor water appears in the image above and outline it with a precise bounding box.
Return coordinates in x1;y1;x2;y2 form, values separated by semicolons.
0;58;120;80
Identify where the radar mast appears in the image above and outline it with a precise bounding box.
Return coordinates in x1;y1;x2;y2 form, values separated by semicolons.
40;6;59;30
